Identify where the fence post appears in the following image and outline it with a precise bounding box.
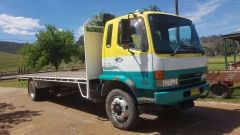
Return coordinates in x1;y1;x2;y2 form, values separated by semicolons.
224;39;228;70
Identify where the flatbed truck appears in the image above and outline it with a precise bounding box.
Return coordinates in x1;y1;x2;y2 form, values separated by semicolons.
19;11;209;130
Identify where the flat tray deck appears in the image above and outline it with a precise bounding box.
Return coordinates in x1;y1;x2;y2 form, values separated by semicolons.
19;69;88;83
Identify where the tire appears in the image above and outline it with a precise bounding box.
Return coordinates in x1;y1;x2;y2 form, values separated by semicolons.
209;84;231;99
28;81;48;101
105;89;140;130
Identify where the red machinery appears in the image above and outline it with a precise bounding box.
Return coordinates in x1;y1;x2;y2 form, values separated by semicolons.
207;71;240;99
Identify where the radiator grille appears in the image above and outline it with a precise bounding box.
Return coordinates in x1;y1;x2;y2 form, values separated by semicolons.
179;73;202;85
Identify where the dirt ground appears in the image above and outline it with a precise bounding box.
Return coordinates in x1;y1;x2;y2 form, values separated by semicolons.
0;87;240;135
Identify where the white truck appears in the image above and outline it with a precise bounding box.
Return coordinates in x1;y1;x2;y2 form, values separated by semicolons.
20;11;209;130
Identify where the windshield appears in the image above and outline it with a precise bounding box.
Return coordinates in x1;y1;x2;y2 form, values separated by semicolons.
149;14;204;54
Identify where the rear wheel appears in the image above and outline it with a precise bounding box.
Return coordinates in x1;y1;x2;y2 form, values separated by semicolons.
105;89;140;130
28;81;48;101
209;84;231;99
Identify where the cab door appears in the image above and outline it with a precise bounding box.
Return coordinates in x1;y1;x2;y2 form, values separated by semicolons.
115;18;154;89
102;23;115;74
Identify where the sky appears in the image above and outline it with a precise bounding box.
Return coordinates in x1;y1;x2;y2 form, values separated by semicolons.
0;0;240;43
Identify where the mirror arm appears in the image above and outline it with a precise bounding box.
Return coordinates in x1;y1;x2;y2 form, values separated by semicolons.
128;48;135;55
128;12;137;19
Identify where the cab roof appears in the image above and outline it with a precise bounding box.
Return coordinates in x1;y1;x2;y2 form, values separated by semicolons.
109;11;190;23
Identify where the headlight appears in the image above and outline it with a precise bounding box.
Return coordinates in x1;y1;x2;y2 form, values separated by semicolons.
163;78;178;87
201;73;207;80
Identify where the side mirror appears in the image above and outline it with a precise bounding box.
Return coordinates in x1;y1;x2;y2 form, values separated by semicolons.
103;13;115;26
120;19;131;49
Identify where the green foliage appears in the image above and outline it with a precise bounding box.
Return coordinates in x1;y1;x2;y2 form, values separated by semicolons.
20;43;41;70
143;5;161;12
202;35;238;56
20;25;81;71
76;35;84;46
78;46;85;63
72;44;85;63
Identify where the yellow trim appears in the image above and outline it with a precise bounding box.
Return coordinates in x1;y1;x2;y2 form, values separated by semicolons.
143;11;189;20
103;53;204;58
102;11;196;58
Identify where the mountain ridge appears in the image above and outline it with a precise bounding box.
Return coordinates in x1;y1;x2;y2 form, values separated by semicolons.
0;41;24;54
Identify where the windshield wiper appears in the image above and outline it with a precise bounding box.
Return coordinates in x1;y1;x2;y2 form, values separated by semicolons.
184;45;205;55
171;46;181;56
171;44;205;56
171;44;191;56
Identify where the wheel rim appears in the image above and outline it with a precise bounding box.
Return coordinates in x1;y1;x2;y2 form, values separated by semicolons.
111;96;129;121
29;84;35;98
212;85;225;96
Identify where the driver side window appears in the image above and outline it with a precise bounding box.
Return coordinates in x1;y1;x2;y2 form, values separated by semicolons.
118;18;148;51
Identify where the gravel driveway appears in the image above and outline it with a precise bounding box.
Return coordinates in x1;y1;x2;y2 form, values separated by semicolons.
0;87;240;135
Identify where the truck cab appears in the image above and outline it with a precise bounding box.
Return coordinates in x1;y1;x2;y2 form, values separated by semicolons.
99;11;209;128
100;11;208;105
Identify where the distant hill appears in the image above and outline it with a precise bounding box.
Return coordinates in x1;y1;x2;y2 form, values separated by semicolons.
200;35;236;56
0;52;23;72
0;41;24;54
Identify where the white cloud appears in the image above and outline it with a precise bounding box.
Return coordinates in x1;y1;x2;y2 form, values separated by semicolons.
184;0;228;23
236;28;240;32
0;14;43;35
58;28;63;32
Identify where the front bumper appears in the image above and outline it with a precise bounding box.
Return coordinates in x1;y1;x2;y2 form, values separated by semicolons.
154;83;209;105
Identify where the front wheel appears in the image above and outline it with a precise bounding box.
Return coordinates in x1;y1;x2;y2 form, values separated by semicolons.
105;89;140;130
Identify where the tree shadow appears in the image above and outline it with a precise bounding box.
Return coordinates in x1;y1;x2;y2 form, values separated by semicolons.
0;103;42;135
48;95;107;119
132;106;240;135
49;95;240;135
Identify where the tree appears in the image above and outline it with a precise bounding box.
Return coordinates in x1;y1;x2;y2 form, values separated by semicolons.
20;25;79;71
76;35;84;46
143;5;161;12
73;45;85;63
201;35;237;56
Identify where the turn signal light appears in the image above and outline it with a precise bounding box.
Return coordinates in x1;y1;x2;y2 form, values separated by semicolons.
155;71;164;80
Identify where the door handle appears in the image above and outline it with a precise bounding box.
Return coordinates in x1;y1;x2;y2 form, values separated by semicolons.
115;57;123;62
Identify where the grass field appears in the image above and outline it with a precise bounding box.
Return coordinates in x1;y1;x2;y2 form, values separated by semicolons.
208;55;240;71
0;79;27;88
0;52;23;72
0;52;83;73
